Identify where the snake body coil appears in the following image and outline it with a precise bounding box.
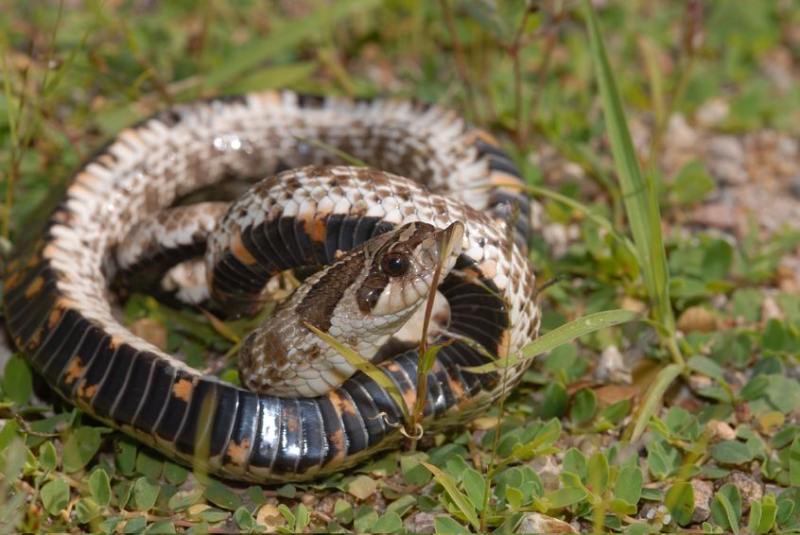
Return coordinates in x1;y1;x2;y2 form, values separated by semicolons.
4;91;539;482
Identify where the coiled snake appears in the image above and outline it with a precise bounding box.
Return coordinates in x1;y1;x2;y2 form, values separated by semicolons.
4;91;539;482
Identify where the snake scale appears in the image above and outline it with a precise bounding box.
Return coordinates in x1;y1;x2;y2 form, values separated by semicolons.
4;90;539;482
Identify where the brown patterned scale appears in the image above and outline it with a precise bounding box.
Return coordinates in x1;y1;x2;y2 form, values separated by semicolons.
4;90;538;482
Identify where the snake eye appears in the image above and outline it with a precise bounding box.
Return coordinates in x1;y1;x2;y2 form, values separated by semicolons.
381;253;410;277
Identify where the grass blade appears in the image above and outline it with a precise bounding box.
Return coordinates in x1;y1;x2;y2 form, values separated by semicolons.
421;462;481;531
464;309;641;374
203;0;380;89
627;363;682;444
583;0;681;366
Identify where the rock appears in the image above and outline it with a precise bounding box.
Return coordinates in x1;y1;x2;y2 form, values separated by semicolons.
706;136;748;185
406;513;435;534
529;455;561;491
689;203;740;231
677;306;717;333
719;471;763;512
517;513;577;534
690;479;714;523
695;98;730;128
595;345;631;384
709;420;737;441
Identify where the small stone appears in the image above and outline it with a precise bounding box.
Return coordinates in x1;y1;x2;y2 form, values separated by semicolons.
666;114;699;149
689;203;740;230
529;455;561;491
256;504;285;532
761;296;785;322
688;374;713;391
695;98;730;128
709;420;737;441
690;479;714;523
542;223;570;258
406;512;435;534
719;472;763;512
706;136;748;184
517;513;577;534
677;306;717;333
595;345;631;384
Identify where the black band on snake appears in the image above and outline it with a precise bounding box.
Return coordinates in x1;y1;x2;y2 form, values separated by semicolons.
4;91;539;482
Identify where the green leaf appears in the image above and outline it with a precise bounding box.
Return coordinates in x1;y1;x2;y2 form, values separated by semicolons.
540;487;588;509
563;448;588;480
710;441;754;465
754;494;777;533
701;240;733;281
434;516;471;535
372;512;403;534
401;453;432;486
614;465;643;506
204;478;242;511
540;382;569;419
762;319;786;352
587;452;609;494
422;462;480;531
89;468;112;507
135;449;164;480
62;426;104;473
3;355;32;405
570;388;597;425
132;477;160;511
164;461;189;486
115;440;138;476
123;515;147;533
168;489;204;512
665;482;694;527
41;478;70;516
294;504;310;531
38;441;58;472
386;494;416;518
145;520;176;534
505;486;524;511
687;355;725;382
610;498;637;515
334;498;354;524
671;160;716;206
790;437;800;486
75;497;100;524
748;500;763;534
353;505;378;533
462;468;487;513
711;484;742;535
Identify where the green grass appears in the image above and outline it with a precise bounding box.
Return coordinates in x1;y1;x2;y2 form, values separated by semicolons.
3;1;800;533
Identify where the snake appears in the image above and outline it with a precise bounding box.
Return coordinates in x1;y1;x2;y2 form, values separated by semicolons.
4;90;539;482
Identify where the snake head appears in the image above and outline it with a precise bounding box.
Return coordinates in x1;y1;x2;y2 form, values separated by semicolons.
356;221;465;320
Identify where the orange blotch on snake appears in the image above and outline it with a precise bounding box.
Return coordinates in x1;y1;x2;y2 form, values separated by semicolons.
172;378;193;402
226;438;251;467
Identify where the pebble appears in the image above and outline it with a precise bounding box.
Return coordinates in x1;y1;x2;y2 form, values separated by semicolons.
529;455;561;491
690;479;714;523
719;471;763;512
516;513;577;534
695;99;730;128
709;420;737;441
595;345;631;384
706;136;748;185
406;512;435;534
